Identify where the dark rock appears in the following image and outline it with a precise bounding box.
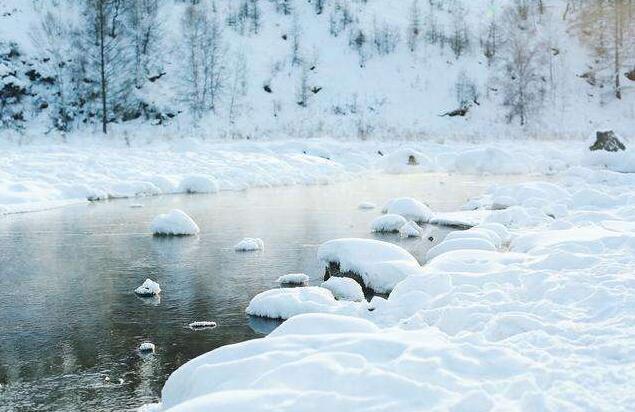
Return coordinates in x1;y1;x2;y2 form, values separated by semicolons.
263;84;272;93
589;130;626;152
626;68;635;82
408;155;418;166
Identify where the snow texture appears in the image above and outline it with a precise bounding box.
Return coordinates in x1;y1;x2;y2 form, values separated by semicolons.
399;220;424;238
370;214;407;233
134;279;161;297
320;277;365;302
382;197;433;223
234;238;264;252
150;209;200;236
277;273;309;286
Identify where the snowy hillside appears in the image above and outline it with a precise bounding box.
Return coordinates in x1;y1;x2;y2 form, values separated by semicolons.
0;0;633;141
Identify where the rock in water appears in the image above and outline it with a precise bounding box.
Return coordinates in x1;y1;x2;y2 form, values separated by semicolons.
134;279;161;297
138;342;156;353
189;321;217;330
589;130;626;152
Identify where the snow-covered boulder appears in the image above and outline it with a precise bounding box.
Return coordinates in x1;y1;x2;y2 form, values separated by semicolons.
400;220;424;237
277;273;309;285
189;321;217;330
234;238;265;251
358;201;377;210
318;238;423;294
382;197;433;223
371;214;407;233
177;175;220;194
426;237;496;262
138;342;155;353
245;287;338;319
382;148;434;174
151;209;200;236
321;277;365;302
134;278;161;297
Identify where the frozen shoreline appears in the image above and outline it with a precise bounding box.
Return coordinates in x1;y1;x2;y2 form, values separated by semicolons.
3;137;624;216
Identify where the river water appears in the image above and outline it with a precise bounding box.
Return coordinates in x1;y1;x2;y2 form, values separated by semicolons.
0;173;527;411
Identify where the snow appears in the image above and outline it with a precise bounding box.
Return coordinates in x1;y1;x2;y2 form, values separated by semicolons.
370;214;407;233
150;209;200;236
318;238;423;294
134;279;161;297
425;237;497;262
320;277;365;302
399;220;424;238
177;175;220;194
245;287;364;320
138;342;156;353
234;238;264;252
277;273;309;286
382;197;434;223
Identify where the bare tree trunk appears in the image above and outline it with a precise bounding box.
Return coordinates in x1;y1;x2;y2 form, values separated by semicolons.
614;0;622;99
99;0;108;134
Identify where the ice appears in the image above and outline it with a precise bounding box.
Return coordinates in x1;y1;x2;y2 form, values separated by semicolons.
277;273;309;285
399;220;423;237
320;277;365;302
150;209;200;236
382;197;433;223
318;238;423;294
134;279;161;297
370;214;407;233
234;238;264;251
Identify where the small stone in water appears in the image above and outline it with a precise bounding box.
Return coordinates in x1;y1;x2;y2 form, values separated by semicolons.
189;321;217;330
138;342;155;353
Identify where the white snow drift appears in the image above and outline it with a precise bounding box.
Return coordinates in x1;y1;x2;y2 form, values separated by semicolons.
320;277;365;302
382;197;433;223
150;209;200;236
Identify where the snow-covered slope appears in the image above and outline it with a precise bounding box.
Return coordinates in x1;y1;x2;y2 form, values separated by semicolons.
0;0;633;140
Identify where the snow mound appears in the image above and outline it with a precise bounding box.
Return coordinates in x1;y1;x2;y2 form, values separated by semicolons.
134;279;161;297
269;313;379;337
318;238;423;294
234;238;264;251
371;214;407;233
444;227;502;248
177;175;220;194
189;321;217;330
245;287;339;320
277;273;309;285
320;277;365;302
382;197;433;223
426;237;496;262
382;148;433;174
357;201;377;210
399;220;423;237
151;209;200;236
454;147;531;175
138;342;155;353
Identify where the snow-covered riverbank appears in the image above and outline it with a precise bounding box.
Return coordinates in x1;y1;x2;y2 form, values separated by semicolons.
137;145;635;411
2;137;631;215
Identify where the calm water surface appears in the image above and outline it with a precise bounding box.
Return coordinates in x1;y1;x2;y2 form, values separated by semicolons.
0;173;529;411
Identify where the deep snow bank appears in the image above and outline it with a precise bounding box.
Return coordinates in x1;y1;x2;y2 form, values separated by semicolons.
0;138;596;215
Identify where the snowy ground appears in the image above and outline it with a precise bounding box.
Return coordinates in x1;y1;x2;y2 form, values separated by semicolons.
3;136;632;215
126;139;635;411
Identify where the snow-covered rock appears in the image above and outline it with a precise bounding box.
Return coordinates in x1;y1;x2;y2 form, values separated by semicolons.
177;175;220;194
245;287;339;319
234;238;265;251
318;238;423;294
138;342;155;353
371;214;407;233
382;148;434;174
189;321;217;330
134;279;161;297
426;237;497;262
151;209;200;236
277;273;310;286
321;277;365;302
382;197;433;223
399;220;424;237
